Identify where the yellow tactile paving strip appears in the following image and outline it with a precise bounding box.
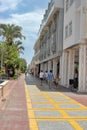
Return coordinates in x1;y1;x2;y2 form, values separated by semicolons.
25;84;87;130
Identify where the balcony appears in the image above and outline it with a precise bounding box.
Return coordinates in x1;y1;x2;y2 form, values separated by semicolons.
53;32;56;42
39;0;64;35
75;0;81;8
47;47;50;56
43;52;46;59
51;42;56;53
47;30;50;39
52;22;56;32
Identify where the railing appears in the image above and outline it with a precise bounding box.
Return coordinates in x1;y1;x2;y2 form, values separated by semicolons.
43;0;54;24
51;43;56;53
38;0;54;35
76;0;81;8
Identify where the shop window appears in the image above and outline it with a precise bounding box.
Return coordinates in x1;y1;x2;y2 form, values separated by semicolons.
66;0;69;12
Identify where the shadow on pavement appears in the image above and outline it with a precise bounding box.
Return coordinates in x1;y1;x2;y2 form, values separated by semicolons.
25;74;71;93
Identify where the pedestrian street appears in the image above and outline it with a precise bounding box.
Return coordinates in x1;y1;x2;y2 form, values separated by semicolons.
25;75;87;130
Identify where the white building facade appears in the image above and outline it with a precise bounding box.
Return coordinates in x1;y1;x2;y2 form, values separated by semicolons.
32;0;87;92
34;0;64;78
61;0;87;92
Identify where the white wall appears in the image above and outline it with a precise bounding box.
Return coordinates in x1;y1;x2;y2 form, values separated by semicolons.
63;1;75;49
63;0;87;50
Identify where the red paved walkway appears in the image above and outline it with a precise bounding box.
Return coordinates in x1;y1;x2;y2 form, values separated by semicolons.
0;74;87;130
0;74;29;130
65;92;87;107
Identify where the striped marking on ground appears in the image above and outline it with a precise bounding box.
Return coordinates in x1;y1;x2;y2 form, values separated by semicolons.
25;84;87;130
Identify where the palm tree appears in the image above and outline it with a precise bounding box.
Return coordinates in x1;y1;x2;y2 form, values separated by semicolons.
0;24;25;45
0;24;25;77
14;40;24;55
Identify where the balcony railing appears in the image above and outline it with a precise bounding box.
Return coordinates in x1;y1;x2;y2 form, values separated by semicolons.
76;0;81;8
43;0;54;23
51;42;56;53
47;47;50;56
39;0;54;34
52;22;56;32
53;33;56;43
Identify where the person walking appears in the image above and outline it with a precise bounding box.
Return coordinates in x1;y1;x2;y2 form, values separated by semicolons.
47;70;54;89
39;70;44;86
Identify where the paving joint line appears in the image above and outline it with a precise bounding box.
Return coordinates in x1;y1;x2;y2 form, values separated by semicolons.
25;84;87;130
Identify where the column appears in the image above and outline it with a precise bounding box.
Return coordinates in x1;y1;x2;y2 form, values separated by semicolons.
53;58;58;77
67;50;75;86
48;61;51;72
40;63;43;71
60;56;63;85
79;45;87;92
44;62;48;71
61;51;69;87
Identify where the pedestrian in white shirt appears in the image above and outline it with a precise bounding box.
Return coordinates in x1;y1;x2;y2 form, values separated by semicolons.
39;70;44;86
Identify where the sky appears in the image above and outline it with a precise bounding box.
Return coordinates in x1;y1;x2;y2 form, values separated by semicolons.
0;0;50;65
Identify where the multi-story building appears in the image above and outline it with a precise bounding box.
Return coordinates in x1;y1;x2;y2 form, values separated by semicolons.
60;0;87;92
33;0;64;77
33;39;40;76
29;56;35;75
31;0;87;92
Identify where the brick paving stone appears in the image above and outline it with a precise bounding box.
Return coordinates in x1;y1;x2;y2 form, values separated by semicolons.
0;74;30;130
77;121;87;130
63;92;87;107
66;110;87;116
37;121;74;130
26;74;87;130
32;104;54;108
59;104;81;108
0;74;87;130
54;99;71;102
34;111;62;116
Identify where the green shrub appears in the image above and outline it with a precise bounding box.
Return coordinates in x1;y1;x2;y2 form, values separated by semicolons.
13;74;18;79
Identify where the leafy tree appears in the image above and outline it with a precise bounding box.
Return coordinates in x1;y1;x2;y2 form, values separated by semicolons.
14;40;24;55
19;58;27;73
3;43;19;76
0;24;26;77
0;42;2;63
4;44;18;65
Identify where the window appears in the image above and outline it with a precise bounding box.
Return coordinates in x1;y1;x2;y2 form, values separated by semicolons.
66;0;69;11
65;0;74;12
70;0;74;6
65;25;68;38
69;21;72;36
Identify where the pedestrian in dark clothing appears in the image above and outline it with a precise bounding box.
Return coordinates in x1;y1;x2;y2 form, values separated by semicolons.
47;70;54;89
